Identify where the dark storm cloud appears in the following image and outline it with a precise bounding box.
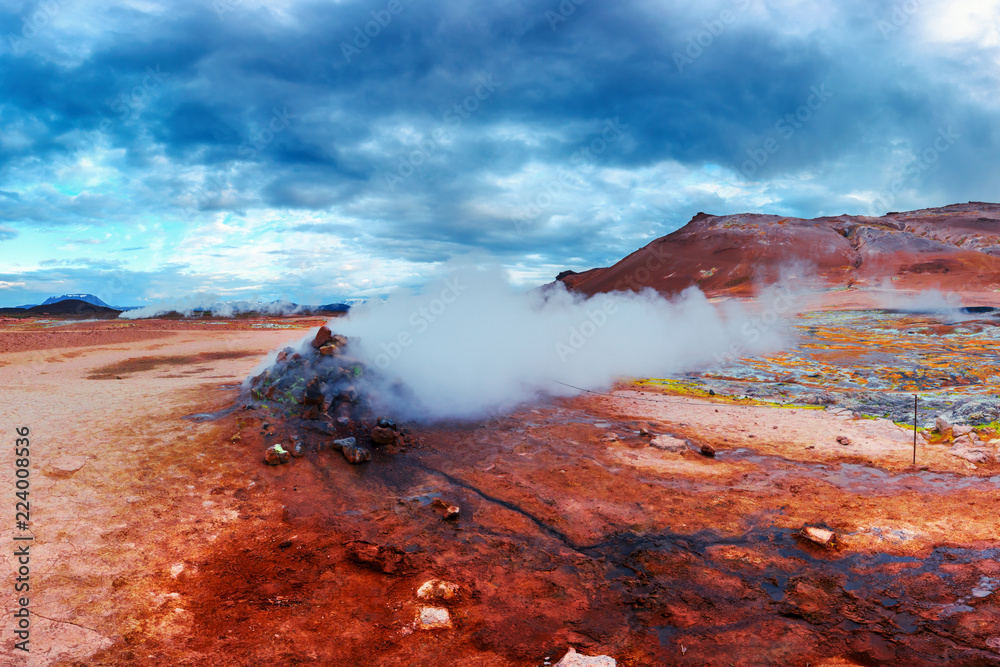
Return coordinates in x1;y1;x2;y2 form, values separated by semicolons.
1;0;998;304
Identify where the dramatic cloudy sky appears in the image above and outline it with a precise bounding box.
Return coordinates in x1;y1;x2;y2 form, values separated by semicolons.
1;0;998;306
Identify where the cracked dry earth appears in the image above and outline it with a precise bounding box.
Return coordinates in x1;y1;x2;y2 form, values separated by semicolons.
3;319;1000;666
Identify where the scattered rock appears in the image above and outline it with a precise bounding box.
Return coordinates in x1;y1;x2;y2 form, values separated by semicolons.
699;443;716;457
290;437;306;458
952;424;974;438
431;498;460;521
376;416;398;430
416;606;452;630
370;426;397;446
650;435;687;452
330;334;349;348
318;344;339;356
935;416;952;435
802;525;836;546
346;540;408;574
553;647;617;667
971;576;998;598
601;433;620;443
836;435;851;446
48;456;88;474
311;325;333;348
341;441;372;465
950;448;991;463
638;427;651;437
264;444;291;466
416;579;460;601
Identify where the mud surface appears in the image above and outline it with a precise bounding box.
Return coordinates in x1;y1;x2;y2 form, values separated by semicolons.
2;317;999;666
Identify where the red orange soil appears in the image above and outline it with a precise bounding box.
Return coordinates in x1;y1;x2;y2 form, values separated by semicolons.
2;318;999;666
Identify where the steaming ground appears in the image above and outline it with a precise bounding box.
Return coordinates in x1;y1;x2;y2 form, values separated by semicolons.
334;265;796;421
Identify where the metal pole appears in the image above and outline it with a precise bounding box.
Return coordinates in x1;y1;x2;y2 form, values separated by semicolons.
913;394;918;465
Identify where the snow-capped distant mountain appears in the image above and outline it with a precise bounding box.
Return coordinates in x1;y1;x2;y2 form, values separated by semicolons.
39;294;115;309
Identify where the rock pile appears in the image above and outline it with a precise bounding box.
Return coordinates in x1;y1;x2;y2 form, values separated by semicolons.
248;325;413;467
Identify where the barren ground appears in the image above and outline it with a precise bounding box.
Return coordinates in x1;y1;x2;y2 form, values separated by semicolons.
2;316;999;666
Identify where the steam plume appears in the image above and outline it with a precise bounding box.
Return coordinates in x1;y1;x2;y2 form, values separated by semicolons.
334;262;797;421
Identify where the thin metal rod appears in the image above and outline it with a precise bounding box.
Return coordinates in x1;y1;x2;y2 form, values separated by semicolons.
913;394;918;465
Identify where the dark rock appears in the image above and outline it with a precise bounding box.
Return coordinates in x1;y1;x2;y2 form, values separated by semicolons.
699;443;716;457
432;498;460;521
376;416;397;430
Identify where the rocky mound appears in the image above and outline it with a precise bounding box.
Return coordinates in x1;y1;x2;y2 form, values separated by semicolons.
246;325;413;467
558;202;1000;298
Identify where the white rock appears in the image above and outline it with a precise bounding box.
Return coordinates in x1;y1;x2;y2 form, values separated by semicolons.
416;606;452;630
802;526;836;546
952;425;974;438
553;647;617;667
649;435;688;452
417;580;460;601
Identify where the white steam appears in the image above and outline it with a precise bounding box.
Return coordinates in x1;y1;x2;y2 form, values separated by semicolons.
335;263;797;421
121;295;302;319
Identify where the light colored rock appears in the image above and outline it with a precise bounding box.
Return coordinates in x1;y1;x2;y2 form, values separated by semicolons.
951;448;991;463
802;526;836;546
649;435;687;452
417;579;460;601
935;416;952;434
49;456;87;474
952;424;974;438
553;647;617;667
416;606;452;630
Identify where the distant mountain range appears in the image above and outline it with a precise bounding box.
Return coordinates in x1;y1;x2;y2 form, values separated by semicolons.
16;293;119;309
0;299;122;319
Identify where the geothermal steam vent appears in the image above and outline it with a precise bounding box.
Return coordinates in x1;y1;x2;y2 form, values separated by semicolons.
248;324;413;465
